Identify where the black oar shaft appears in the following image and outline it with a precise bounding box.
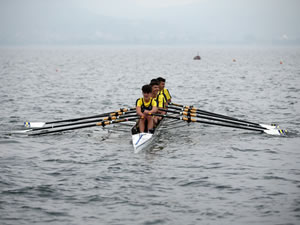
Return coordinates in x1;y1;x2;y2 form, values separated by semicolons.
30;123;99;135
168;104;260;126
30;117;138;136
161;109;264;130
45;108;135;124
155;114;264;133
31;113;137;132
190;109;260;126
182;117;264;132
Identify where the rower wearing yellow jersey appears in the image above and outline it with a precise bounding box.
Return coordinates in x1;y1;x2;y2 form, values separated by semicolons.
150;79;166;124
157;77;172;103
136;84;158;133
150;79;166;108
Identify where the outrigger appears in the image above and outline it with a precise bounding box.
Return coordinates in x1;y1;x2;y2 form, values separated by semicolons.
14;102;288;153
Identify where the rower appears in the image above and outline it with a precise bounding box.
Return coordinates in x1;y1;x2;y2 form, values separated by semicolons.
150;79;166;124
157;77;172;103
150;79;165;108
136;84;158;133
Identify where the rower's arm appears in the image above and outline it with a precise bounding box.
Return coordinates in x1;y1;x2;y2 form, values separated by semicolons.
136;106;144;117
149;106;158;114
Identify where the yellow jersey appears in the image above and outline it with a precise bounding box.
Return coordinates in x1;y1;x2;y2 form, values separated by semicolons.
156;92;166;108
160;88;171;102
136;97;157;112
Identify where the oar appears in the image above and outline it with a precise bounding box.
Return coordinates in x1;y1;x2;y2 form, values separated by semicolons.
29;117;139;136
18;113;138;133
160;108;266;130
152;113;287;136
24;108;136;128
169;103;266;127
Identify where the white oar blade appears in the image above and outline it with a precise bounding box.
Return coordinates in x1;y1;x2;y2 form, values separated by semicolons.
24;122;46;128
10;129;32;134
259;124;276;130
261;124;287;136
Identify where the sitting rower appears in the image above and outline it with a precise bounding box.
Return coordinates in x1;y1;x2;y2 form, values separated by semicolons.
136;84;157;133
157;77;172;104
150;79;166;124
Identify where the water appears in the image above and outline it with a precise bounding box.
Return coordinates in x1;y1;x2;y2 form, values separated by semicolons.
0;46;300;225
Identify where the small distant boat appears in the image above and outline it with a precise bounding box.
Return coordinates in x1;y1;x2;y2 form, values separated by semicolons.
193;53;201;60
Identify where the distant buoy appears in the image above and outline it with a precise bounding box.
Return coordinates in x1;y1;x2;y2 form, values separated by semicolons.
280;61;283;64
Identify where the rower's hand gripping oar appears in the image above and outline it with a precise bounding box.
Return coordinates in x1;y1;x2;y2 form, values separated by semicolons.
24;107;136;128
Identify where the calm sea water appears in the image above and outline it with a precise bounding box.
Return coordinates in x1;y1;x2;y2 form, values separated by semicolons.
0;46;299;225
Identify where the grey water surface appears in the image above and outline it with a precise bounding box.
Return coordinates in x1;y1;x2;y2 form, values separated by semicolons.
0;46;300;225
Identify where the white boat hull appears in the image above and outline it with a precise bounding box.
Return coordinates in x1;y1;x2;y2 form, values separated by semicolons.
132;132;154;153
131;118;165;153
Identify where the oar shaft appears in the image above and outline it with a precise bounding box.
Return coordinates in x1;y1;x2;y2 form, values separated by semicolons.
30;123;98;135
30;112;136;131
161;109;265;130
30;117;138;136
181;117;264;132
168;104;260;126
154;114;265;133
44;108;136;124
30;114;137;132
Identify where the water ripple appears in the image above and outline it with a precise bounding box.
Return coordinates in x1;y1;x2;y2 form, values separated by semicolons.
0;46;299;225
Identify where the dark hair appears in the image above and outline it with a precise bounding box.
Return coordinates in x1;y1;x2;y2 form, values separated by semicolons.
157;77;166;83
150;78;158;83
142;84;152;93
150;79;159;86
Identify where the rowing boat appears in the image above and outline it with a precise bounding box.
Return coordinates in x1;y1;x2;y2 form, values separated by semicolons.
131;118;165;153
17;103;287;148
